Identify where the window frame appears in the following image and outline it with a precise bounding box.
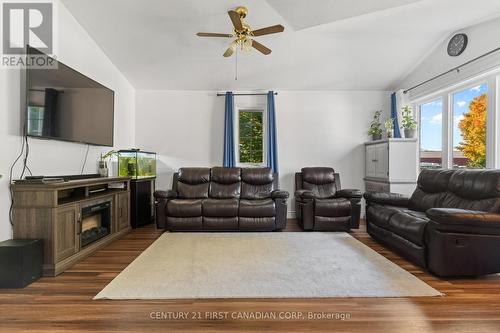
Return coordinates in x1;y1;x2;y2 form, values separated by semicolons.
412;73;499;170
234;104;267;167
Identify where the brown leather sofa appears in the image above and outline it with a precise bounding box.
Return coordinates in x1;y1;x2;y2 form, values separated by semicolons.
365;169;500;277
295;167;362;231
154;167;289;231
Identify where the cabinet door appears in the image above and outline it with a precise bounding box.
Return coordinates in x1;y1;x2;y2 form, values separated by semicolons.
117;192;130;231
365;145;377;178
55;205;78;262
375;144;389;178
135;180;154;227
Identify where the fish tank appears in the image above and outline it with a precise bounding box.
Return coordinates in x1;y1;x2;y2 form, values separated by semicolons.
117;150;156;179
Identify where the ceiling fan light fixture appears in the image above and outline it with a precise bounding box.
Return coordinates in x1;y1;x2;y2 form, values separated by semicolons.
223;40;238;57
240;37;253;52
196;6;284;57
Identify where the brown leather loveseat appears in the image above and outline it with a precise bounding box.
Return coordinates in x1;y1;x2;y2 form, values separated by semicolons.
365;169;500;276
154;167;289;231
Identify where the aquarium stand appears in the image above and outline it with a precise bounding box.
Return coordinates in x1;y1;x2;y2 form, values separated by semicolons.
116;150;157;229
130;177;156;228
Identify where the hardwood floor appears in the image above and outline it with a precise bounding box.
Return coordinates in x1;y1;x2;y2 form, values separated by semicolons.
1;220;500;333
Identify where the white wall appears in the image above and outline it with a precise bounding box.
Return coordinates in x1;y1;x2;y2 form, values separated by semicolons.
0;1;135;241
135;90;390;217
398;16;500;96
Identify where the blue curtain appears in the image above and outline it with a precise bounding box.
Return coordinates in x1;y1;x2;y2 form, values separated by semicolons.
391;92;402;138
223;91;235;167
267;91;279;173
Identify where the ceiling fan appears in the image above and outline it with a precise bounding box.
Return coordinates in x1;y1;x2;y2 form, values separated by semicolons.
196;6;284;57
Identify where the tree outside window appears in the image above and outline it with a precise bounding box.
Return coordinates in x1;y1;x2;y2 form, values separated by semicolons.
238;110;264;164
453;83;487;168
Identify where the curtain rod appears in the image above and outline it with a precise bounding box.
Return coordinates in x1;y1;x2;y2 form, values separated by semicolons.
403;46;500;94
216;92;278;96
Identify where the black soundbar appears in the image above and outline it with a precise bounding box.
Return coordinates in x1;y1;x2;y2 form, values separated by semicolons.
25;174;101;181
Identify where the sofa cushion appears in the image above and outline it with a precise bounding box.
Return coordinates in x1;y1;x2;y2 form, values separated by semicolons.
211;167;241;183
239;217;275;231
441;169;500;212
387;210;429;246
177;168;210;199
301;167;336;199
441;193;498;212
408;189;447;213
202;198;239;217
209;167;241;199
314;216;351;231
239;199;276;217
167;216;202;231
203;217;238;230
167;199;202;217
366;204;408;229
241;168;274;199
314;198;351;217
408;169;454;212
447;169;500;200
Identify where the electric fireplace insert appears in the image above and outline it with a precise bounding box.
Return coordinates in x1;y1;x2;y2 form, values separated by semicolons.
80;201;111;248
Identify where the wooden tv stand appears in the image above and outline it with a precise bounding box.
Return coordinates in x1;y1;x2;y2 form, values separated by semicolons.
12;177;131;276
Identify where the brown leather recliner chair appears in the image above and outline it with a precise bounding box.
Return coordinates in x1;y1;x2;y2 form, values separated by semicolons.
154;167;289;231
365;168;500;277
294;167;362;231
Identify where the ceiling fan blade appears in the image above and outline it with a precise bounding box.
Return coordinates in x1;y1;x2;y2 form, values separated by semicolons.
228;10;243;31
223;40;238;57
252;40;272;55
251;24;284;37
196;32;233;38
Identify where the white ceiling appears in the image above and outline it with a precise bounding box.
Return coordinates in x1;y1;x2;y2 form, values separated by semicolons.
266;0;423;30
61;0;500;90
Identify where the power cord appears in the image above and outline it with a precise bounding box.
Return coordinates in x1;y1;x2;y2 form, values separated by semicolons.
81;144;90;174
9;123;30;227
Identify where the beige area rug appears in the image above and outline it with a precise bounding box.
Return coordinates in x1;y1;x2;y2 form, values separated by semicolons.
94;232;442;299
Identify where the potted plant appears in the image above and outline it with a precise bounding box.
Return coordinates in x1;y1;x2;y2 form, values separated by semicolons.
99;150;116;177
384;118;394;138
368;110;383;141
401;105;417;138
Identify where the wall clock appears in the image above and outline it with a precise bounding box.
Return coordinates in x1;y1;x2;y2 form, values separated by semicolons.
447;33;468;57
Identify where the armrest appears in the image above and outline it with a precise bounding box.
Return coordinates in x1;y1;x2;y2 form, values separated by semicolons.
427;208;500;226
271;190;289;199
336;189;363;199
295;189;315;200
154;190;177;200
363;192;409;207
427;208;500;235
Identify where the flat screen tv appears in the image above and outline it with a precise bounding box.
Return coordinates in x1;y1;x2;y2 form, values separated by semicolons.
25;46;114;146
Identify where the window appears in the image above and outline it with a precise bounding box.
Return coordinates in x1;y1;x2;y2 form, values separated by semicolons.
238;109;265;165
419;98;443;170
452;83;487;168
414;75;496;170
27;106;45;136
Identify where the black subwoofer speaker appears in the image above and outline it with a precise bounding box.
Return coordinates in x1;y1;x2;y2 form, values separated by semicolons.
0;239;43;288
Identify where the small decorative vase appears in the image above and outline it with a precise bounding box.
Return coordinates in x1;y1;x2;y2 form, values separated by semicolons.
404;129;416;139
98;161;108;177
386;130;393;138
372;134;382;141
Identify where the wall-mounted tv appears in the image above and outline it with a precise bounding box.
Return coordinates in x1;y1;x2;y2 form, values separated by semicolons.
25;46;115;146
